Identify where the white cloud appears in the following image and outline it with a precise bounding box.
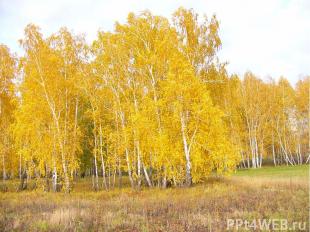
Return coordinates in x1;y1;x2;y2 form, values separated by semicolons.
0;0;308;84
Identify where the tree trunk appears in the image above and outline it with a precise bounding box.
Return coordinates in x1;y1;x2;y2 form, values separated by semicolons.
52;166;58;192
162;166;167;188
44;164;50;192
136;140;142;189
93;120;99;191
99;124;107;190
2;152;6;181
180;113;192;187
119;110;134;188
118;159;122;188
19;152;22;180
305;154;310;164
272;143;277;166
18;170;27;191
143;163;152;187
108;164;111;189
61;154;70;193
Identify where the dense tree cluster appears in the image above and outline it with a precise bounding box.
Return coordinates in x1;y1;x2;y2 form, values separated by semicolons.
0;8;308;192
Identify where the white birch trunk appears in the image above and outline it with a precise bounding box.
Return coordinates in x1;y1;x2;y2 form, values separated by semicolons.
180;112;192;186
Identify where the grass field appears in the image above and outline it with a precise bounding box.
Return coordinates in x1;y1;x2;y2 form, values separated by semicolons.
234;164;309;178
0;165;309;231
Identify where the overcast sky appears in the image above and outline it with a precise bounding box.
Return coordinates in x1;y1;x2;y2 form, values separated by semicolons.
0;0;309;84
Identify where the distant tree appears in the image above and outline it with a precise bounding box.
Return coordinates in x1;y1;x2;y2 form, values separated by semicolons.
0;44;16;181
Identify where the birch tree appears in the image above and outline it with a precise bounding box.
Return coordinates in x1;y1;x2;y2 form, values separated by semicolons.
0;45;16;181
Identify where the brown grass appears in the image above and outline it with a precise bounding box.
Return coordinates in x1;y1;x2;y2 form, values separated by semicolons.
0;176;308;231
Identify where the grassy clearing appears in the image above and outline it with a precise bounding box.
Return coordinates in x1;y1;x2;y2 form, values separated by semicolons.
0;165;308;231
234;164;309;178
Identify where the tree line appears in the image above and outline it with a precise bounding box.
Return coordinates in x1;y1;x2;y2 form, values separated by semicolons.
0;8;308;192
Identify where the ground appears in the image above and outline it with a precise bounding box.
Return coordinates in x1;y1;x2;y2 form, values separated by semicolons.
0;165;309;231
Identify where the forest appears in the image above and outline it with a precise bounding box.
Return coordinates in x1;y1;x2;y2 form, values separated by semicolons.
0;8;309;194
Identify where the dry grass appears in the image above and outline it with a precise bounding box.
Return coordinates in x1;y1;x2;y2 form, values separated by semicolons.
0;170;308;231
